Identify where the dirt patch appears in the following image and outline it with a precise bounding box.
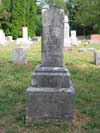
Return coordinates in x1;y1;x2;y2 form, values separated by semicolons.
69;110;91;133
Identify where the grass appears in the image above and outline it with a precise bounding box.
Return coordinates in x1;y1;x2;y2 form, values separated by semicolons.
0;42;100;132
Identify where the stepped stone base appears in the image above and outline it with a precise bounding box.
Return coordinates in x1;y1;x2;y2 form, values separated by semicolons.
26;65;75;123
26;86;74;123
31;65;71;88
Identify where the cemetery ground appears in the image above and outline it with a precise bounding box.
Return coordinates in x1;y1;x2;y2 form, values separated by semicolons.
0;42;100;133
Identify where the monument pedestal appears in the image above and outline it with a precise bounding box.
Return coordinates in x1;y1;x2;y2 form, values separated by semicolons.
26;86;74;122
26;7;75;123
26;65;75;123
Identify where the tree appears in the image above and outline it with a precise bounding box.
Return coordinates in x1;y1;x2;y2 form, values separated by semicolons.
11;0;37;38
41;0;66;9
0;0;12;34
66;0;78;29
48;0;65;8
35;5;42;36
65;0;100;35
0;0;38;38
69;0;100;34
75;0;100;33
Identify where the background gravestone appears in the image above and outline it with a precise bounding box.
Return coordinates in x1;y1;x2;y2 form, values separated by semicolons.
64;16;70;39
89;34;100;44
94;50;100;65
12;48;27;64
71;30;78;46
26;7;75;123
64;16;71;47
0;29;6;45
16;27;32;46
23;27;28;41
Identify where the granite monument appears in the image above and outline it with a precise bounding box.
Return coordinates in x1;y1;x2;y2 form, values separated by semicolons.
26;7;75;123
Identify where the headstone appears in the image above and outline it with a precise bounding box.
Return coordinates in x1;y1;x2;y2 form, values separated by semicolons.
71;30;78;46
78;35;86;40
87;48;96;52
16;27;32;46
89;34;100;44
64;16;70;39
23;27;28;41
26;7;75;123
16;38;23;45
12;48;27;64
64;16;71;47
5;36;13;42
80;48;96;53
22;27;32;46
0;29;6;45
32;37;38;42
94;50;100;65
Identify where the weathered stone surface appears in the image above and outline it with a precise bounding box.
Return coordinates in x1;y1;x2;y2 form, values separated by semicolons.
26;7;75;123
31;65;71;89
94;50;100;65
12;48;27;64
42;7;64;67
26;86;74;122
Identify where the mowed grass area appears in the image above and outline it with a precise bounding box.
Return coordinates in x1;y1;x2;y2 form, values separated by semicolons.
0;42;100;133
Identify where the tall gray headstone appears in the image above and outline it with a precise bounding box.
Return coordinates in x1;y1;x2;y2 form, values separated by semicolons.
26;7;75;123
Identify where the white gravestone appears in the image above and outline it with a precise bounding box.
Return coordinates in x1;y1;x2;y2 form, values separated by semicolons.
0;29;6;45
23;27;28;41
22;27;32;46
12;48;27;64
64;16;69;38
64;16;71;47
71;30;78;46
16;27;32;46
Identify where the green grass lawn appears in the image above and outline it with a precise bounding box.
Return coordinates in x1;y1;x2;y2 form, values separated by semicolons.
0;42;100;133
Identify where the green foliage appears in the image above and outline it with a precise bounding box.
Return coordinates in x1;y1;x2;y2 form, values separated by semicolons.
48;0;65;9
67;0;100;34
11;0;37;38
78;0;100;33
41;0;66;9
0;0;11;34
0;0;39;38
